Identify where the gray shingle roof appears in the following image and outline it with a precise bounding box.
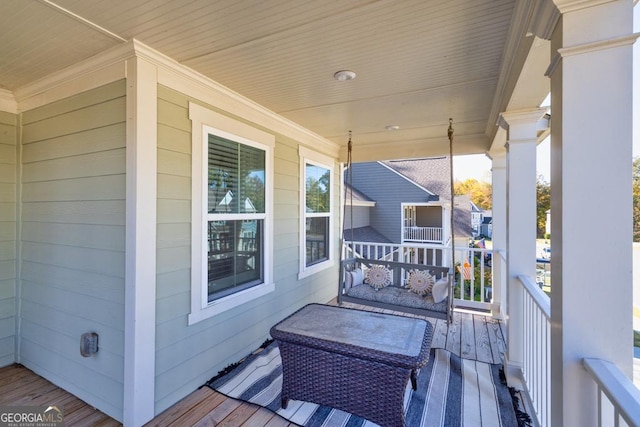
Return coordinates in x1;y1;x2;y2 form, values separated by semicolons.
453;195;473;238
342;226;392;243
381;157;452;202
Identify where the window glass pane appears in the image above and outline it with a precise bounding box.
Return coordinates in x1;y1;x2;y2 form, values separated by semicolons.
306;217;328;266
207;219;262;301
208;135;265;214
305;164;330;213
239;143;265;213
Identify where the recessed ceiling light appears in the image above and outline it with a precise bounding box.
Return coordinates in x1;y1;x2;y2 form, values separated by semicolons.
385;125;400;131
334;70;356;81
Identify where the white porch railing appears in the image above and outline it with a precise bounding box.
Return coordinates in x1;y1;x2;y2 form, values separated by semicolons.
518;274;551;427
454;246;492;310
583;358;640;427
403;226;443;243
342;241;492;310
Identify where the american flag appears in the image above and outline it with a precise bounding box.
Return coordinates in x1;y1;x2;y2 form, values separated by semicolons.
459;258;473;281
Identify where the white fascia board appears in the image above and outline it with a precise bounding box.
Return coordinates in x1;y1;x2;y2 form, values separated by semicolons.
349;200;376;207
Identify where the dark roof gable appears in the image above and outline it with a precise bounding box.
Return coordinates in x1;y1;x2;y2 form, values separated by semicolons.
380;157;452;202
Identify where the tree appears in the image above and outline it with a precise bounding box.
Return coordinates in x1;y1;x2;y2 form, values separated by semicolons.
633;157;640;242
453;179;492;210
536;175;551;239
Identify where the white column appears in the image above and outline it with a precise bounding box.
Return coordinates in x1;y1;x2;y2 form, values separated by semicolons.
124;54;158;426
489;146;507;318
500;108;547;371
548;1;636;425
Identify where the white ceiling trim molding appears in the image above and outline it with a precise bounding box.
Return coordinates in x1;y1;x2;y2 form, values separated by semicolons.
139;41;339;158
485;0;538;141
13;41;133;112
546;33;640;77
0;89;17;113
528;0;561;40
340;132;489;164
557;33;640;57
552;0;620;14
12;37;339;157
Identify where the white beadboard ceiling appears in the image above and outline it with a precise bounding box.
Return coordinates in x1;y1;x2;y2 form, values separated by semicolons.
0;0;549;158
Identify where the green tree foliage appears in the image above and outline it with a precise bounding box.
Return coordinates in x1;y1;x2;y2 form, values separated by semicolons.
306;169;330;213
633;157;640;242
536;175;551;238
453;179;492;210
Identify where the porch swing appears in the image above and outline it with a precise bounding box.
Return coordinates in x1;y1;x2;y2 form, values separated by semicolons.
337;120;456;322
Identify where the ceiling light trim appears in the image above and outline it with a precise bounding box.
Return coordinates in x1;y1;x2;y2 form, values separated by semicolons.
334;70;356;81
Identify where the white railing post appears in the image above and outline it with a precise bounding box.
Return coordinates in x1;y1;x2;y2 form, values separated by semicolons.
584;358;640;427
499;109;544;375
518;275;551;427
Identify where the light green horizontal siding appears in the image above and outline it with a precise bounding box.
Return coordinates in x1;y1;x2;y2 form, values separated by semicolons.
19;80;126;421
154;85;340;414
0;111;16;368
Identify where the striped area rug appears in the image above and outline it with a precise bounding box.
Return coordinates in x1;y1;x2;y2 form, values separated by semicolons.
207;342;521;427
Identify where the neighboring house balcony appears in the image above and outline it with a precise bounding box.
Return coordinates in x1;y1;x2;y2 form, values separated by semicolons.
403;205;447;244
403;225;443;243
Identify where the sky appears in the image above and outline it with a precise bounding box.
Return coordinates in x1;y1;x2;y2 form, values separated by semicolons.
454;6;640;184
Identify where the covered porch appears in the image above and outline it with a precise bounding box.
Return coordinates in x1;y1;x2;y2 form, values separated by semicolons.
0;1;638;426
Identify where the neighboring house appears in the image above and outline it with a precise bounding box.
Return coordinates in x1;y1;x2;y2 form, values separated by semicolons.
343;158;473;250
480;215;493;239
470;201;483;236
546;209;551;236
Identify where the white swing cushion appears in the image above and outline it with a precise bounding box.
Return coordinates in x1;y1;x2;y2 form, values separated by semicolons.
432;276;450;303
344;268;364;289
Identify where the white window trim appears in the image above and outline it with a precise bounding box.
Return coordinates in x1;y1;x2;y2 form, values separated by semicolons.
189;102;275;325
299;146;335;279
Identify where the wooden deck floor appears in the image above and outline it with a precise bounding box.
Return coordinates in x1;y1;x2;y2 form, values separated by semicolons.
0;305;506;427
0;364;121;426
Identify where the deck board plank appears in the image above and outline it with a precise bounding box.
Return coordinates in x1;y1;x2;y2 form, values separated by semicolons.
445;310;462;355
183;396;241;426
486;317;506;364
430;318;448;348
460;313;477;360
473;316;495;364
216;402;260;426
146;388;222;427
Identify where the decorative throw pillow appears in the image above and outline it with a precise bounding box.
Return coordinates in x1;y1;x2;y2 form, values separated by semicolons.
406;269;434;296
432;276;449;303
364;265;392;290
349;268;364;288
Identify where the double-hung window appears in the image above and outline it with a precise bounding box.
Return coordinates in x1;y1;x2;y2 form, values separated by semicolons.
189;103;274;324
299;147;334;277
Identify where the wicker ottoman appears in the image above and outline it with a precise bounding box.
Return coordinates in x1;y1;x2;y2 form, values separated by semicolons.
270;303;433;427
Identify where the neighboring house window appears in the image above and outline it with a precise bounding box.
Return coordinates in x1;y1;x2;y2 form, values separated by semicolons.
299;147;334;278
189;103;274;324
